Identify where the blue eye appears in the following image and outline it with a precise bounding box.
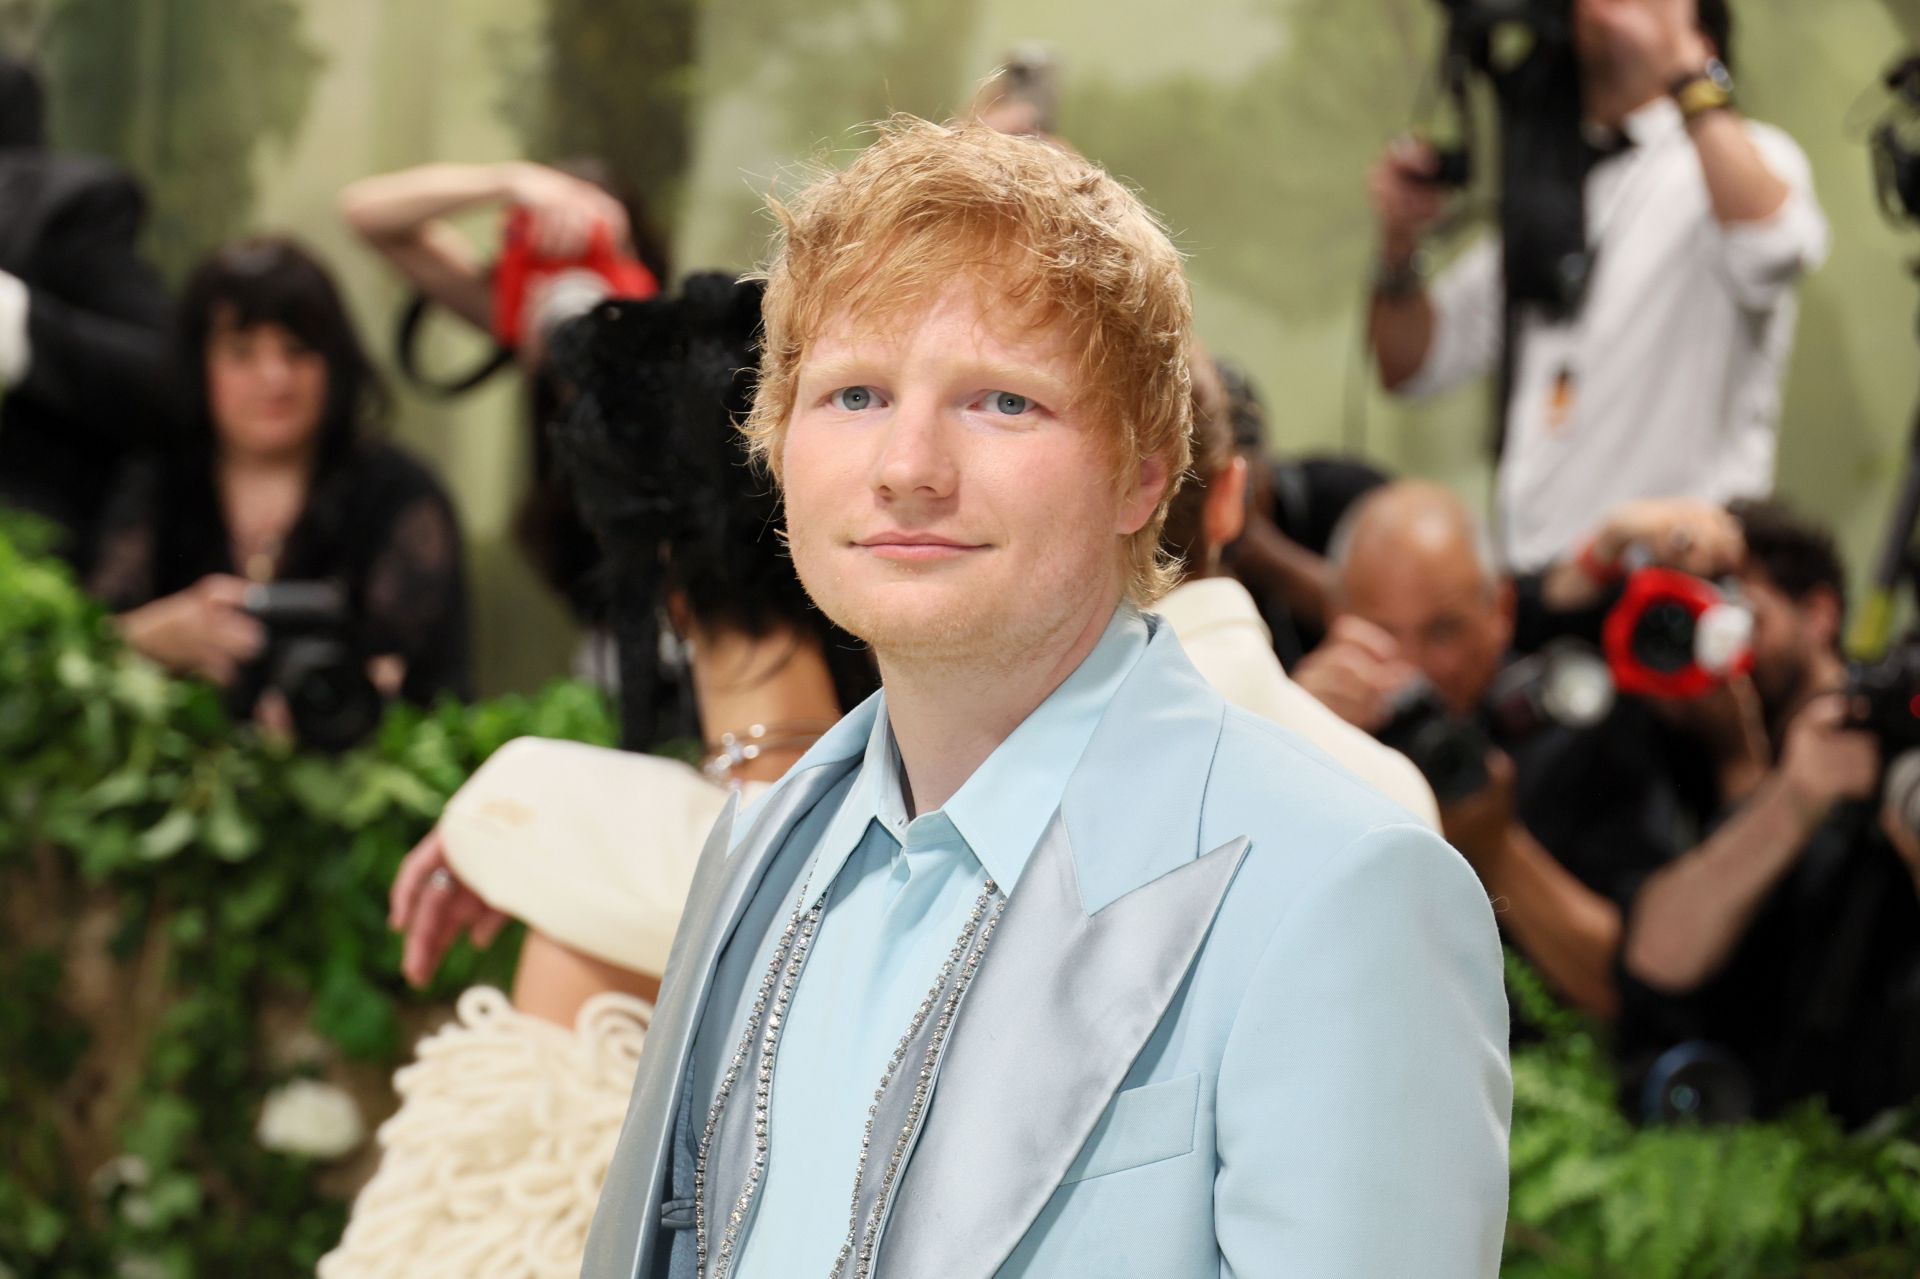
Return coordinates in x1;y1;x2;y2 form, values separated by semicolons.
987;391;1030;416
830;386;875;411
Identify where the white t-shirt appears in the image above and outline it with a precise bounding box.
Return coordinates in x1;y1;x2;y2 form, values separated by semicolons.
1400;98;1829;571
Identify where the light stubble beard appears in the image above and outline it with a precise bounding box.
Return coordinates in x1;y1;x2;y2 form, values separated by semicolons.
789;543;1116;691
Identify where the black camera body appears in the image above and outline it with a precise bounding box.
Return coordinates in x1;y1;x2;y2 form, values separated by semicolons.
1428;0;1592;318
1846;639;1920;758
239;581;385;753
1377;642;1614;806
1376;681;1494;806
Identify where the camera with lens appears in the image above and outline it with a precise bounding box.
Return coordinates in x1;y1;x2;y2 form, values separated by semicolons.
1844;638;1920;840
1846;638;1920;756
237;581;386;753
1377;640;1614;805
1377;681;1494;806
491;206;659;352
1602;565;1754;700
1638;1039;1756;1126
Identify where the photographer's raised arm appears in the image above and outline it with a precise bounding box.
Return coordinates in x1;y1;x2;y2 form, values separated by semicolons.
1365;141;1503;400
1686;109;1790;226
1583;0;1826;305
337;163;508;331
1365;140;1444;392
1622;697;1878;994
338;162;631;335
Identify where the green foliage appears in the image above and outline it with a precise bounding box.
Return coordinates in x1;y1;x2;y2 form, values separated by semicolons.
1502;955;1920;1277
2;526;1918;1275
0;528;614;1277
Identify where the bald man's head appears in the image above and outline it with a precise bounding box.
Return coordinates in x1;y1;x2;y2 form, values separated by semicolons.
1328;481;1513;716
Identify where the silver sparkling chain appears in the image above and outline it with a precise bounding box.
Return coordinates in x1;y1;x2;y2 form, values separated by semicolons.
695;886;825;1279
693;875;1008;1279
831;882;1007;1279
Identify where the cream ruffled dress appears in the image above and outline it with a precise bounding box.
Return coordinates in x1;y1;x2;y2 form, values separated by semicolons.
319;739;766;1279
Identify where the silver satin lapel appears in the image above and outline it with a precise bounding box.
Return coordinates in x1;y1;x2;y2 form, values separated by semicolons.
873;815;1251;1279
581;767;849;1279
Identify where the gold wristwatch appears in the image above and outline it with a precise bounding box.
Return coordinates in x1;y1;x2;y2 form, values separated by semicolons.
1670;57;1735;124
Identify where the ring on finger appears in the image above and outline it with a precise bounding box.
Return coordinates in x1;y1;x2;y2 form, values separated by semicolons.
428;867;454;892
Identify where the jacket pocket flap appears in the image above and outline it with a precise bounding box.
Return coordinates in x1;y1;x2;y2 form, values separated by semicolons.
1059;1071;1199;1185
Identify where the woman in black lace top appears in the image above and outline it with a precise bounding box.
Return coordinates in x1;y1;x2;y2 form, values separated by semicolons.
89;237;470;738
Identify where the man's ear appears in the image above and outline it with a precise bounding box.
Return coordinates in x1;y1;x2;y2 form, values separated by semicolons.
1203;456;1248;551
1117;452;1172;535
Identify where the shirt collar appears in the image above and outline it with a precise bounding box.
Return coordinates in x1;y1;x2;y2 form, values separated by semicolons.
807;604;1151;895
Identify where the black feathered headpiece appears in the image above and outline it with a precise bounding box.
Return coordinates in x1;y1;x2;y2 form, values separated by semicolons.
546;273;873;748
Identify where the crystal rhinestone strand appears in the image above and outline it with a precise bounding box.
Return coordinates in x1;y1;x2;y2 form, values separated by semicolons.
831;882;1008;1279
694;888;825;1279
696;872;1010;1279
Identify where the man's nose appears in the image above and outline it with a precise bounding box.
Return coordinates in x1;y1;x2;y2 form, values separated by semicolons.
872;397;958;499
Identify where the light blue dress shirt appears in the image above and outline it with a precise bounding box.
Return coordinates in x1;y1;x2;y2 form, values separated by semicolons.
727;606;1148;1278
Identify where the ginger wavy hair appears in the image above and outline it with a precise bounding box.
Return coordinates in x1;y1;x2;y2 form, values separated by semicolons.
741;115;1195;605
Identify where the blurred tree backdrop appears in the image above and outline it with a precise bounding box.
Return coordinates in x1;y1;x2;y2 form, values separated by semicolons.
5;0;1917;692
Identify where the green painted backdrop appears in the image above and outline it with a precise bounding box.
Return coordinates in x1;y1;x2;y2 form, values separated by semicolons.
19;0;1920;693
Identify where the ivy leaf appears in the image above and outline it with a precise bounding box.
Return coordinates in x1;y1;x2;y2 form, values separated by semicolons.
169;909;207;947
21;1195;65;1255
202;784;258;862
140;1171;203;1228
219;875;285;932
137;808;198;862
122;1094;197;1167
54;648;96;692
282;757;354;817
111;658;173;721
311;966;397;1061
76;766;150;815
74;819;136;880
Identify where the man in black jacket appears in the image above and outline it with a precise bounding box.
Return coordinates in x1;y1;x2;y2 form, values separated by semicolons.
0;56;171;572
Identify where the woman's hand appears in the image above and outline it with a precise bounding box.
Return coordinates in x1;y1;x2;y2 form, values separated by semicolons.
389;826;509;988
116;573;265;685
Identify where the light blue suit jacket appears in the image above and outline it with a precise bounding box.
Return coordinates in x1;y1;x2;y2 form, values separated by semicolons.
582;618;1512;1278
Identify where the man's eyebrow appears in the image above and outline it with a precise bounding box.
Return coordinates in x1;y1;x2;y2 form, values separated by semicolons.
969;363;1076;406
795;353;1079;405
795;354;874;387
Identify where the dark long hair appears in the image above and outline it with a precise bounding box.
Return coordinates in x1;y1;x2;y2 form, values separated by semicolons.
546;272;875;748
176;236;387;479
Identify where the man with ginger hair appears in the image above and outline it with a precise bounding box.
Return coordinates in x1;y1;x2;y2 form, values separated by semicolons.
582;118;1510;1279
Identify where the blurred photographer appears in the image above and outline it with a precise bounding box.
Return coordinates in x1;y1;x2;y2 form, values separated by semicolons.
338;160;665;630
90;238;470;748
1369;0;1828;570
1295;482;1725;1017
1157;352;1440;826
0;56;172;572
1214;359;1393;667
1617;501;1920;1126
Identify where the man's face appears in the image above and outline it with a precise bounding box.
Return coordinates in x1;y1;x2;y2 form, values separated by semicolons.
1340;535;1512;717
1738;566;1821;714
780;278;1164;667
